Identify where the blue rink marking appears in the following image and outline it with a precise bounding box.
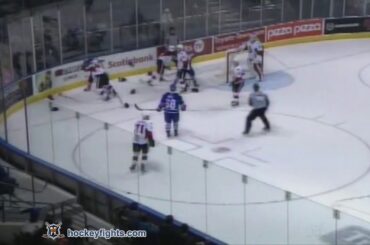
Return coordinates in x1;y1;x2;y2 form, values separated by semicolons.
216;70;295;91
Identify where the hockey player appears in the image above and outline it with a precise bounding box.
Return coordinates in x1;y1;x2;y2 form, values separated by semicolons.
243;83;270;135
181;52;199;93
130;115;155;173
82;58;96;91
175;45;198;93
99;84;117;101
157;84;186;137
246;35;264;81
236;34;264;82
230;60;245;107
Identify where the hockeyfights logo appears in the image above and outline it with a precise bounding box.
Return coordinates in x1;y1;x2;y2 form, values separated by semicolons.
42;222;65;240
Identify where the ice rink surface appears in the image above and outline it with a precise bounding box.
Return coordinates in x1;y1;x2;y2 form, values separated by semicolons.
6;39;370;244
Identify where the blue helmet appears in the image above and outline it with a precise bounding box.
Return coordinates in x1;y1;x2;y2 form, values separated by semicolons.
170;83;176;92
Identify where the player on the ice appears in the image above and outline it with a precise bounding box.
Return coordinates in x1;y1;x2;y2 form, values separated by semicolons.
82;58;109;91
236;34;264;82
99;84;117;101
246;35;264;81
157;83;186;137
175;45;198;93
147;51;173;85
130;115;155;173
243;83;270;135
230;60;245;107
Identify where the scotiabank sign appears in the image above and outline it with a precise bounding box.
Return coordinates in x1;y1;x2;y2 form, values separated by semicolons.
266;19;323;42
214;28;265;52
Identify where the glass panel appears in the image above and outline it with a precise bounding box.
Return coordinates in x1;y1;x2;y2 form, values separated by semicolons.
51;105;80;174
185;0;207;39
137;0;160;48
33;8;61;71
288;194;336;244
283;0;300;21
112;0;137;51
220;0;241;34
302;0;313;19
60;1;85;62
112;0;136;27
336;212;370;245
138;23;161;48
206;164;244;244
345;0;365;16
8;18;34;79
333;0;345;17
262;0;283;25
4;77;33;152
185;16;206;39
313;0;331;17
208;13;220;35
27;94;53;163
113;26;137;52
78;114;109;185
87;30;111;54
170;150;206;232
85;0;111;54
0;20;11;140
245;178;288;244
186;0;207;16
138;141;171;214
138;0;160;24
106;125;139;202
241;0;262;30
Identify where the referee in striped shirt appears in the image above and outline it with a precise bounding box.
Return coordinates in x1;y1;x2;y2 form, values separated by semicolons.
243;83;270;135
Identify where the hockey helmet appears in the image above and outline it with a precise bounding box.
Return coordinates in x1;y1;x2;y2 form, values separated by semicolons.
168;45;175;52
142;114;150;120
176;44;184;50
169;83;177;92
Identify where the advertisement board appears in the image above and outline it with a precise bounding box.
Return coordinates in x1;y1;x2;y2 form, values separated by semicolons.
214;28;265;52
4;77;33;109
32;47;157;95
157;37;213;57
266;19;323;42
324;17;370;34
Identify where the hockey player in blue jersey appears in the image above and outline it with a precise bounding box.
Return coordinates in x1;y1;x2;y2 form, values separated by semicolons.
157;83;186;137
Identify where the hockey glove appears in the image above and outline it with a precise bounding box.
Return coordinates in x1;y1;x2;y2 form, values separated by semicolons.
181;104;186;111
149;139;155;147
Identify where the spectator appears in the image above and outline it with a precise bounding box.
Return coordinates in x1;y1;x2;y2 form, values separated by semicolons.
177;224;197;245
165;27;179;48
161;8;174;42
0;165;17;195
159;215;179;245
133;214;159;245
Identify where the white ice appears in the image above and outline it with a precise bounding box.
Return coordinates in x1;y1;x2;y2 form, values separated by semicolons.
5;39;370;245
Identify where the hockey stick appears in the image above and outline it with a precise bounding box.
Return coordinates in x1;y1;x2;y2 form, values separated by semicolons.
116;92;126;108
134;104;157;111
134;103;244;112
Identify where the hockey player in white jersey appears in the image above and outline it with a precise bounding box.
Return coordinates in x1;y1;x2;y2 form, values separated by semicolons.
246;35;263;81
130;115;155;173
230;60;245;107
237;34;264;81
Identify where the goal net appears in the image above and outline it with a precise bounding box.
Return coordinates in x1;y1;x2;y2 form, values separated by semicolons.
226;49;264;83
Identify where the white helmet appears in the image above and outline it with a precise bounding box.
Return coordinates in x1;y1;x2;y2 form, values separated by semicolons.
177;44;184;50
168;45;175;52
